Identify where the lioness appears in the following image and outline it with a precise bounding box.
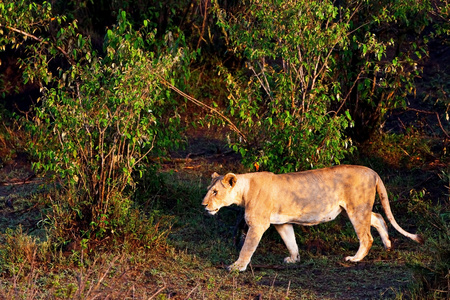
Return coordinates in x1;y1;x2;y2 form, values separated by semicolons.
202;165;424;271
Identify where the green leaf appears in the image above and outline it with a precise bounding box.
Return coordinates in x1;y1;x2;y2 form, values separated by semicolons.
344;110;352;121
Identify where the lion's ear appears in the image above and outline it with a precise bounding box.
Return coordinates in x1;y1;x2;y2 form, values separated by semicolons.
211;172;220;179
222;173;237;188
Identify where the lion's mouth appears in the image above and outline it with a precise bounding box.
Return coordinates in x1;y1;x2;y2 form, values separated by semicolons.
206;208;219;215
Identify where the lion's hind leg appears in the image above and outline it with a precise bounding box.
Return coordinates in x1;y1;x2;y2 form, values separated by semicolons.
345;208;374;262
371;212;392;249
274;224;300;263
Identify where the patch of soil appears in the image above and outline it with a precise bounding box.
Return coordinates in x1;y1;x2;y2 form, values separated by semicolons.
163;127;244;177
256;262;414;299
0;152;35;186
0;153;46;239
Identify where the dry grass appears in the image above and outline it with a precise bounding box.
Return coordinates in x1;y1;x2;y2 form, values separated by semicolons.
0;125;448;299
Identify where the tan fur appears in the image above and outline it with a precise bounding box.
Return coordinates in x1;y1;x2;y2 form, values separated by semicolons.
202;165;424;271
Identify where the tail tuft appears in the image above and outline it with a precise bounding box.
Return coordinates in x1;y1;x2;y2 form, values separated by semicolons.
415;234;425;244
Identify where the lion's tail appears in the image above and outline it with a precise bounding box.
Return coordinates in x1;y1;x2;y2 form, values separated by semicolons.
376;174;425;244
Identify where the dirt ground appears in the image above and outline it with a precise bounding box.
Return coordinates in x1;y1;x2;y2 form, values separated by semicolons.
0;132;433;299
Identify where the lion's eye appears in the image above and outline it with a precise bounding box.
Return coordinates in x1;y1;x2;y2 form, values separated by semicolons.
212;190;218;196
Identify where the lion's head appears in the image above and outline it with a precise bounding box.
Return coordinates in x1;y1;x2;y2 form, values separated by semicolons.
202;172;238;215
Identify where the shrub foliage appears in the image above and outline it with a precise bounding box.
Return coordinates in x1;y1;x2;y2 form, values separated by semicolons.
0;1;187;246
215;0;433;172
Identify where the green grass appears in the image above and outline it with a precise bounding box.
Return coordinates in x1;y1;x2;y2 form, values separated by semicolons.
0;129;449;299
149;168;446;299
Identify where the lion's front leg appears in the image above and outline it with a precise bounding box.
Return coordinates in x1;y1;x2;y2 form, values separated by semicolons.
228;224;269;272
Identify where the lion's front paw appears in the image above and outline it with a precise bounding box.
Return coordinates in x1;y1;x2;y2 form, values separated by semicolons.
283;255;300;264
345;255;361;262
227;261;247;272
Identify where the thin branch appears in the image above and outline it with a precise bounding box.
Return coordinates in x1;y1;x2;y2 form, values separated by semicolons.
196;0;209;50
132;132;157;167
157;75;247;142
248;62;273;103
406;107;450;138
93;256;119;291
257;59;275;103
0;24;75;65
184;283;200;300
334;70;363;116
149;286;167;300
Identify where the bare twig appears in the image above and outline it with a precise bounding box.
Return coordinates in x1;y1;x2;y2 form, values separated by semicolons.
257;59;275;103
157;75;247;142
406;107;450;138
184;283;200;300
286;280;291;298
93;256;119;292
248;62;272;103
149;285;167;299
334;70;363;116
0;24;75;65
268;273;278;300
196;0;209;50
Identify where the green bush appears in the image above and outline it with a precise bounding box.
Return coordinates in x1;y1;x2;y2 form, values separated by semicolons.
215;0;355;172
32;20;186;243
214;0;434;172
1;2;188;247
